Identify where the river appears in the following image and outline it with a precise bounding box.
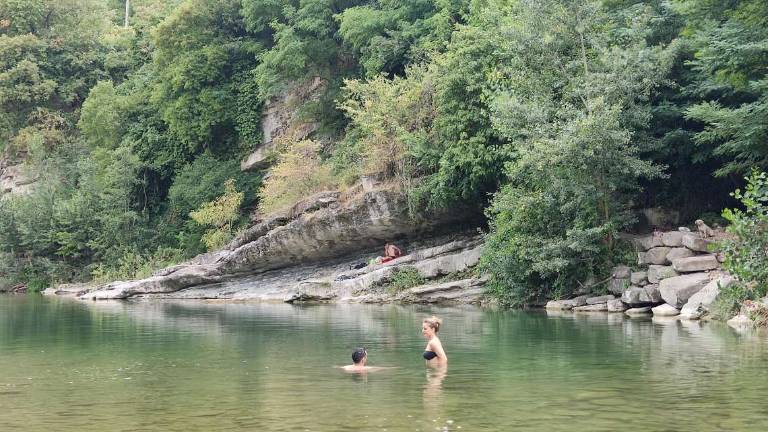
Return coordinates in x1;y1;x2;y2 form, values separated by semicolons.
1;296;767;431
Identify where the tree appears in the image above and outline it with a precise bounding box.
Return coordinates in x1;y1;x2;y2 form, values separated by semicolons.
480;0;668;305
190;178;244;250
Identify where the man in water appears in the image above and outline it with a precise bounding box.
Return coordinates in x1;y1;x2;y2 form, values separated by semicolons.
342;347;370;372
341;348;392;373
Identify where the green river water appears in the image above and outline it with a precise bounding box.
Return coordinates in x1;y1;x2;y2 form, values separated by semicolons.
1;295;767;431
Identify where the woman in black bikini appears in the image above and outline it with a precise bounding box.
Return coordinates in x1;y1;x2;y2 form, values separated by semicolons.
422;316;447;366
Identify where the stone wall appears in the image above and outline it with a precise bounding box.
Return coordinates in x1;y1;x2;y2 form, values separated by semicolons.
546;229;732;320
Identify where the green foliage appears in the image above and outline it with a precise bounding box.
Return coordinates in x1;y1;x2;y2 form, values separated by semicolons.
91;246;184;283
480;0;667;305
1;0;768;301
190;178;244;250
258;139;338;216
720;170;768;300
383;267;426;294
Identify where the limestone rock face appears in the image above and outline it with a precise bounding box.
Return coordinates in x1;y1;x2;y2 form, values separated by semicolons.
671;255;720;273
659;273;711;308
81;190;472;300
652;303;680;316
647;265;678;284
679;276;734;319
625;306;652;315
0;162;37;198
241;77;324;171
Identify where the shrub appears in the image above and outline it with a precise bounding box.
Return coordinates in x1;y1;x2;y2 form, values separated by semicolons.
190;179;244;251
718;170;768;308
258;139;339;216
384;267;426;294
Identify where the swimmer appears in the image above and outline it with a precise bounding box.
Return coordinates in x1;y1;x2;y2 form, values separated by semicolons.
422;316;447;366
340;348;394;373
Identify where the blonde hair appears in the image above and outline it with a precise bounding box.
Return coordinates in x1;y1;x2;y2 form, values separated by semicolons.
423;316;442;333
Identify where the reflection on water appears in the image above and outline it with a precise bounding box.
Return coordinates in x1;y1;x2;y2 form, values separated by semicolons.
1;296;768;431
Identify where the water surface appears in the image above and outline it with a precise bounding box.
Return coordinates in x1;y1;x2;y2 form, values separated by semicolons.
1;296;767;431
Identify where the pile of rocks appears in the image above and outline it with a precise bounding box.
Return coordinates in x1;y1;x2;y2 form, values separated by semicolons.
546;229;733;320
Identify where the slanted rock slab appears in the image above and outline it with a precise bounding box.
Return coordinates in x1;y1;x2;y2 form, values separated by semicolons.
672;255;720;273
680;276;735;320
659;273;711;308
652;303;680;316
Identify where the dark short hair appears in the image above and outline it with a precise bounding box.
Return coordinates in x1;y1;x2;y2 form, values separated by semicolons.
352;347;367;364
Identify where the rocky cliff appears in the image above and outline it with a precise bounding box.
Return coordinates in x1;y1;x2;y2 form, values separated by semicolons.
76;187;485;303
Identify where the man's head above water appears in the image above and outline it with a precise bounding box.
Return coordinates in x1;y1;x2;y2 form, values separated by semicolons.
352;347;367;365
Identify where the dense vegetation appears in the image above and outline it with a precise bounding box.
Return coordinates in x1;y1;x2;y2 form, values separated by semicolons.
0;0;766;304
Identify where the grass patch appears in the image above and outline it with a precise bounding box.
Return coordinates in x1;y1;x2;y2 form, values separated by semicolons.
380;267;426;294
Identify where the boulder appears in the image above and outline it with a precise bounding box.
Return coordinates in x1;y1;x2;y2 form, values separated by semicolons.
611;265;632;279
671;255;720;273
643;247;671;265
546;300;573;310
586;294;615;305
400;278;486;304
573;303;609;312
630;271;647;285
569;295;589;307
607;298;627;312
608;278;630;295
621;284;662;306
633;235;664;251
682;233;716;253
727;314;752;329
647;265;678;284
665;247;696;264
659;273;711;308
661;231;685;247
625;306;652;315
652;303;680;317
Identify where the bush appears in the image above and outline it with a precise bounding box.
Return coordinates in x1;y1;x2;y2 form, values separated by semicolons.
719;170;768;304
190;179;244;251
258;139;339;216
91;247;184;283
384;267;426;294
